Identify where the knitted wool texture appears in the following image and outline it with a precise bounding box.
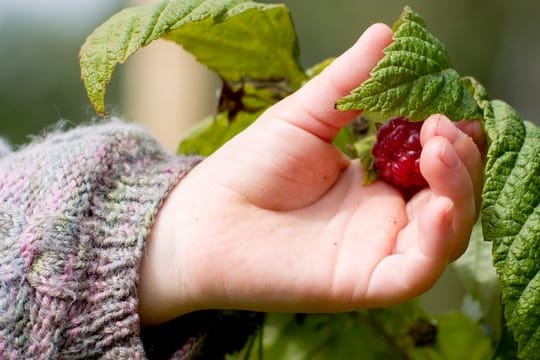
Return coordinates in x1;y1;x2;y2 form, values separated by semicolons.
0;121;203;359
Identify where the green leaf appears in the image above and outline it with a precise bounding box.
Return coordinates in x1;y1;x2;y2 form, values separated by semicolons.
79;0;306;114
433;313;493;360
462;76;491;116
332;125;357;158
336;6;481;121
257;311;409;359
353;134;378;185
481;99;540;359
179;77;284;156
494;325;519;360
246;302;453;359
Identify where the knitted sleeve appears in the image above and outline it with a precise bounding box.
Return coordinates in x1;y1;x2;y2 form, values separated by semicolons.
0;120;204;359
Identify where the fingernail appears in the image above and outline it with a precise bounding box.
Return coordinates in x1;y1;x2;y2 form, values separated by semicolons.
434;115;460;143
440;142;460;168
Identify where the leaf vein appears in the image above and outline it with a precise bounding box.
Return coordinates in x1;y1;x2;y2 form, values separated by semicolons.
359;68;454;101
120;17;137;64
142;0;175;45
386;49;446;73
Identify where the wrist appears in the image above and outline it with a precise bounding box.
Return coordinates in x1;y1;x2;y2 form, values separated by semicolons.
138;170;204;326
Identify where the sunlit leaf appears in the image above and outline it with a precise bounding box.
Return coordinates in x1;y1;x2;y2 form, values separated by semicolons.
80;0;305;114
177;111;260;156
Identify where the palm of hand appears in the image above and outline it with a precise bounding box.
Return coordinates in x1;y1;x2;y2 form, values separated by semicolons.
178;106;480;313
138;23;483;325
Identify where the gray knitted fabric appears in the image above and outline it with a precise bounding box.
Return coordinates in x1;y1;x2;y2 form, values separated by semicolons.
0;120;203;359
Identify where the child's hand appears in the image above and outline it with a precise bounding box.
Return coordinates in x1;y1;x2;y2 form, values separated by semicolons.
138;23;484;325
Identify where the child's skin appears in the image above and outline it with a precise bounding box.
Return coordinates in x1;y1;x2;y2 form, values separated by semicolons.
137;23;485;326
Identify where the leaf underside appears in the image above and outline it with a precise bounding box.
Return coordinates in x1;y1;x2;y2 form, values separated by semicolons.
79;0;305;114
336;6;480;122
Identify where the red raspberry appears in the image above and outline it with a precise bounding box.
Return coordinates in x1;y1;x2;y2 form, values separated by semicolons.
372;117;427;197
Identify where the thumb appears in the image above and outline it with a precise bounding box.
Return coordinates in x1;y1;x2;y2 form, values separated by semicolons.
262;23;393;141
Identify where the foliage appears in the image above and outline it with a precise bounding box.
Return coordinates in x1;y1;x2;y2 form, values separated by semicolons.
336;7;480;122
79;1;540;358
228;304;491;360
481;100;540;359
79;0;305;115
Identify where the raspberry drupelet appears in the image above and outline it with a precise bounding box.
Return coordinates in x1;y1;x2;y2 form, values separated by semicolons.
372;116;428;198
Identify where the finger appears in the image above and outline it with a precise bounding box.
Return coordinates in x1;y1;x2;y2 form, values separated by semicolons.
420;135;476;260
362;196;454;305
264;23;393;141
456;120;486;155
420;115;484;214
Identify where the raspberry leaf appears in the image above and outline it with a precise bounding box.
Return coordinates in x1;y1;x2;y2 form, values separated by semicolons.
79;0;305;115
336;6;481;121
462;76;491;114
178;77;287;156
178;112;260;156
481;99;540;359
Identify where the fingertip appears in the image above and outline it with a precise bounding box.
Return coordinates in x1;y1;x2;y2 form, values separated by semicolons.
421;116;483;216
326;22;393;92
347;23;393;52
362;22;393;40
265;22;394;140
433;195;454;218
420;114;457;146
421;115;485;157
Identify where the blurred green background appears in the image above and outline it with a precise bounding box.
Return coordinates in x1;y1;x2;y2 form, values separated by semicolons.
1;0;539;145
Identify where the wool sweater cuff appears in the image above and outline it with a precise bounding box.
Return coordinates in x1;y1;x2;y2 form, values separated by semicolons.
0;121;202;359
